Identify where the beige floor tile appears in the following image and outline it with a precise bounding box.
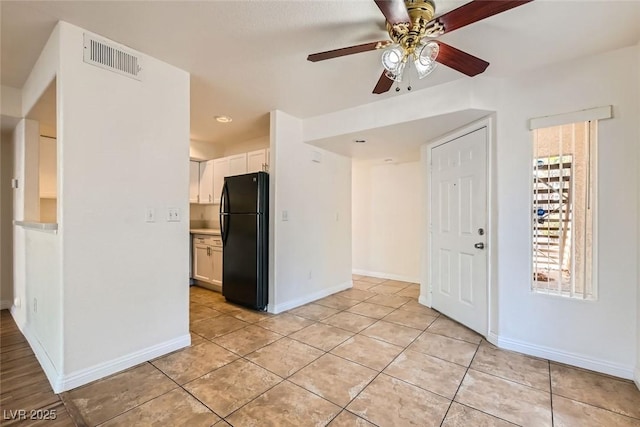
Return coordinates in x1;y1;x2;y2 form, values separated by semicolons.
339;288;378;301
352;274;365;280
151;341;238;384
368;284;404;294
408;331;478;367
552;395;640;427
347;302;395;319
384;349;467;399
68;364;177;426
246;337;324;378
359;276;386;284
398;300;440;316
550;363;640;419
290;323;354;351
471;342;549;391
331;335;403;371
226;381;340;427
352;281;377;291
442;402;516;427
427;317;482;344
365;294;411;308
289;354;377;406
396;286;421;299
382;280;413;288
321;311;377;333
382;309;438;330
190;332;207;347
315;294;361;310
213;324;282;356
361;320;421;347
100;388;219;427
190;303;224;323
227;307;273;323
257;313;314;335
328;410;376;426
455;369;552;427
184;359;281;417
347;373;451;427
190;315;249;340
289;303;339;321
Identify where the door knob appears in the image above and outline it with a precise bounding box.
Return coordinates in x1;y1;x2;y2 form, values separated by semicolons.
474;242;485;249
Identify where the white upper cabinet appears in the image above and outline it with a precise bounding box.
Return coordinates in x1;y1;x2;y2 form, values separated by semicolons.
198;160;214;204
212;157;228;204
247;149;269;173
189;161;200;203
227;153;247;176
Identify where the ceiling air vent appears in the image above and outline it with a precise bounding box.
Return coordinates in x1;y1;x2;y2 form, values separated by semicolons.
83;34;142;81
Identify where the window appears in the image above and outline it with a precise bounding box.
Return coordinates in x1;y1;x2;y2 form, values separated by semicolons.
531;121;596;299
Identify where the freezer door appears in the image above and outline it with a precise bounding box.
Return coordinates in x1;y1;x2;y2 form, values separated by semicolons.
222;172;267;214
222;213;267;310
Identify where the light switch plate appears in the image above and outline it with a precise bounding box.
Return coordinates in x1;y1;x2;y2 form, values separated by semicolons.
145;208;155;223
167;207;180;222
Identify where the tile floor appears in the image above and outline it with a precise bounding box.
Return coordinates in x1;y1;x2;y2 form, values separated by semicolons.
4;276;640;426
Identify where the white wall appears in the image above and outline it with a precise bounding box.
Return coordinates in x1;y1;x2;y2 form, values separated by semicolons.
636;41;640;390
1;131;14;309
222;135;269;157
493;45;638;378
352;160;422;282
270;110;352;313
56;22;190;388
1;85;22;118
190;139;221;160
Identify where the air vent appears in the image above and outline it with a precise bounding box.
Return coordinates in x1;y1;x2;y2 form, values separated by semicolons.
83;34;142;80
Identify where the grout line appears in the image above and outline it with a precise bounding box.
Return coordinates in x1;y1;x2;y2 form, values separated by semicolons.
549;360;555;427
440;341;482;426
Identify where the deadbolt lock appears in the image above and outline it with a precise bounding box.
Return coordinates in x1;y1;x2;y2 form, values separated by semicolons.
478;228;484;236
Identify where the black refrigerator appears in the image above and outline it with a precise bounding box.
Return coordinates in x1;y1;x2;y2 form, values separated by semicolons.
219;172;268;311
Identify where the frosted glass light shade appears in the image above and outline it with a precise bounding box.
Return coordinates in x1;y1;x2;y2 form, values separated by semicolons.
384;60;405;82
382;45;404;73
415;41;439;79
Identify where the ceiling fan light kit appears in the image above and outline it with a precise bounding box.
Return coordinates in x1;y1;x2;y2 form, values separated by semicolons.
307;0;533;94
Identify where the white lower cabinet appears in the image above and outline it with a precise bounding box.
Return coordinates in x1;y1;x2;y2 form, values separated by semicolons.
192;234;223;290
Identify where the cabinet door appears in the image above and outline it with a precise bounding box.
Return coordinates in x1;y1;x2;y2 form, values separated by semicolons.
198;160;214;204
213;158;228;204
193;243;214;282
189;161;200;203
227;153;247;176
211;247;223;285
247;149;266;173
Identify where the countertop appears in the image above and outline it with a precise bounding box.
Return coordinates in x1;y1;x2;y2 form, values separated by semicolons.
190;228;221;236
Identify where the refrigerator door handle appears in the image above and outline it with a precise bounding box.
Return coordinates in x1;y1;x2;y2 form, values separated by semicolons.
220;181;230;245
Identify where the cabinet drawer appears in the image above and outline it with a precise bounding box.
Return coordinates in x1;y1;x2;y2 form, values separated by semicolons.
193;235;217;246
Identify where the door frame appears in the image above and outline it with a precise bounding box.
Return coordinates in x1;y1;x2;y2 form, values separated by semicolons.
419;116;496;341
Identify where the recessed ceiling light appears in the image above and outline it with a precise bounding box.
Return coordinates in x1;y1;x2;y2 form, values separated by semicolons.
354;139;366;144
215;115;232;123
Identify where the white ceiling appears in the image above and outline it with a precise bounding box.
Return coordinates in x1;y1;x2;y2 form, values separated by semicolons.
2;1;639;156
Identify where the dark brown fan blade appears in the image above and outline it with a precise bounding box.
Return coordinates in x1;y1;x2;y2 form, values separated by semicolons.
373;71;394;94
307;41;391;62
436;42;489;76
431;0;533;35
374;0;411;26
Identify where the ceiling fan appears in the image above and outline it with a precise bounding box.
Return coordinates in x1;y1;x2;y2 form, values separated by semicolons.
307;0;533;94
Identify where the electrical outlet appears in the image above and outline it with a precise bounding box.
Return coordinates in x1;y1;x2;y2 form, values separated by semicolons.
167;208;180;222
11;178;19;189
145;208;155;223
282;210;289;221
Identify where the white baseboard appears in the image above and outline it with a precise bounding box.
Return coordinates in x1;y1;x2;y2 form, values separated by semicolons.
59;334;191;392
0;300;12;310
269;280;352;314
418;294;431;307
352;269;418;284
19;319;63;393
493;333;634;380
634;366;640;391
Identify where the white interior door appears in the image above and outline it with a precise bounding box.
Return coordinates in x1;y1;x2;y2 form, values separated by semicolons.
430;127;488;335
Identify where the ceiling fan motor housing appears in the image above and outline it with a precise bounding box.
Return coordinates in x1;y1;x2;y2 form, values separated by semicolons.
386;0;436;52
